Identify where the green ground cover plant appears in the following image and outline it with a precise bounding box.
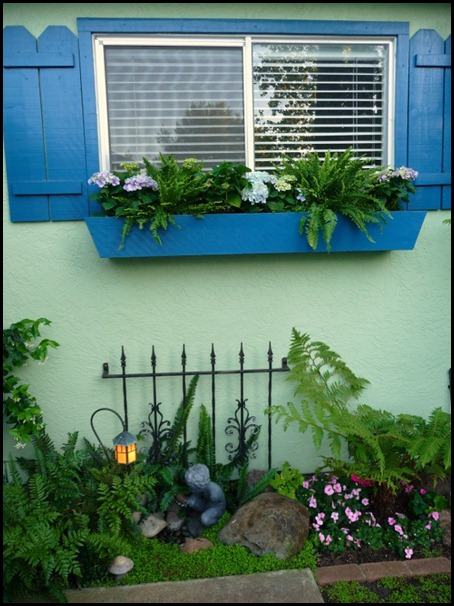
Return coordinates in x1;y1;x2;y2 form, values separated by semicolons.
82;513;317;588
321;573;451;603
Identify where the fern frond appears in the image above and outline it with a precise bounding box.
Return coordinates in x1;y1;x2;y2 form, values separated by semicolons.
238;467;277;506
194;404;216;474
155;374;199;465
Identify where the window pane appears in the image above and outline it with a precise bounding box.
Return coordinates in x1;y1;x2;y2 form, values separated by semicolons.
104;46;245;169
253;43;387;170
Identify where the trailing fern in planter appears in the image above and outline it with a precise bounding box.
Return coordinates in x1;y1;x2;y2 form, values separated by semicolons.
270;148;408;251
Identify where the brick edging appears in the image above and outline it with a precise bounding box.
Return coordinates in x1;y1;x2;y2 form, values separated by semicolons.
315;556;451;586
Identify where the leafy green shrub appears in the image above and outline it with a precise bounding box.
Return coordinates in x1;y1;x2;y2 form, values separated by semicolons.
269;328;451;517
3;317;59;444
269;461;304;500
203;160;251;209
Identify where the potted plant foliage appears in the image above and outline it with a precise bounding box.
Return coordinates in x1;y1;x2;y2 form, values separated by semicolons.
84;149;426;258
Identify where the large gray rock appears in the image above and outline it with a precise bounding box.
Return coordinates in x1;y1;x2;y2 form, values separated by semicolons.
218;492;309;559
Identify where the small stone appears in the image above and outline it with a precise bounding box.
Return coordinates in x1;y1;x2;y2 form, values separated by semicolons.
140;513;168;538
131;511;142;524
179;537;213;554
166;500;186;531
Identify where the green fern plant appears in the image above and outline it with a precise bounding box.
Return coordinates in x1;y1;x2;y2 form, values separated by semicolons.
95;461;156;538
137;154;224;244
3;431;153;602
269;328;451;514
274;148;392;251
141;374;199;467
3;432;93;602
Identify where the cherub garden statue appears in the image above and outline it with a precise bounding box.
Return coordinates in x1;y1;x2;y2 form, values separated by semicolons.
177;463;227;537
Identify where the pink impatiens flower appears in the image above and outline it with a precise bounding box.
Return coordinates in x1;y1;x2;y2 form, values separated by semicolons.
351;474;372;487
394;524;404;536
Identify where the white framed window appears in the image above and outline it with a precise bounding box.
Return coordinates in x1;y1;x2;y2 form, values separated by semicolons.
92;34;395;171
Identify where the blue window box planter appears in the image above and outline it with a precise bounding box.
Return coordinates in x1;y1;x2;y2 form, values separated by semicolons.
84;211;427;259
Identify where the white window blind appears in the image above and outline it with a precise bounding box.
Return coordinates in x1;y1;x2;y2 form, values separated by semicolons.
253;43;388;170
95;37;392;170
104;45;245;169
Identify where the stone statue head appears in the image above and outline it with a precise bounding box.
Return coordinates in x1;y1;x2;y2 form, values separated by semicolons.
185;463;210;492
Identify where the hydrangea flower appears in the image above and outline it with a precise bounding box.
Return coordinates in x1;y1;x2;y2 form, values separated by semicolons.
88;171;120;187
123;174;159;192
375;166;418;182
241;171;274;204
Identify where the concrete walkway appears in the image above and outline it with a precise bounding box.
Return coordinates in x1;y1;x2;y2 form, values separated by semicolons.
63;556;451;603
64;569;324;603
15;556;450;603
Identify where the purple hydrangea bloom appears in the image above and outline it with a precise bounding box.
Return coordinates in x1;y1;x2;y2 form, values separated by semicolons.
88;171;120;187
123;174;159;192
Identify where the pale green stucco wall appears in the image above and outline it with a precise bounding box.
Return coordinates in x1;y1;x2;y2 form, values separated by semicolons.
3;4;451;472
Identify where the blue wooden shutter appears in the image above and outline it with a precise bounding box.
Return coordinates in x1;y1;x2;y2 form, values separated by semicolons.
3;26;88;221
408;30;451;210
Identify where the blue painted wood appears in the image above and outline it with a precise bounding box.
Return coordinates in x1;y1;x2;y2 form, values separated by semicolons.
415;54;451;67
78;30;102;216
415;173;451;186
3;26;88;222
394;32;410;167
409;30;449;211
12;181;82;195
38;27;88;220
3;27;49;221
442;36;451;210
77;18;409;36
85;212;427;259
3;52;74;67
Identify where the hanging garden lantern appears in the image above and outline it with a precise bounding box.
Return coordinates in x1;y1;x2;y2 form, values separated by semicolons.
113;430;137;465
